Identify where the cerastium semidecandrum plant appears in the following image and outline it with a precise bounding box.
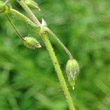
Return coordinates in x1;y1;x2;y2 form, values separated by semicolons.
0;0;79;109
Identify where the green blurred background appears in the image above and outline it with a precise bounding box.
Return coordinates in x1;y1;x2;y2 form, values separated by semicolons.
0;0;110;110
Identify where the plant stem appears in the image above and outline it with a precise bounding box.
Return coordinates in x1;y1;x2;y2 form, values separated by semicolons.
4;0;9;4
9;9;34;25
17;0;41;27
4;0;73;59
47;28;73;60
17;0;75;110
41;33;75;110
5;14;24;41
17;0;73;59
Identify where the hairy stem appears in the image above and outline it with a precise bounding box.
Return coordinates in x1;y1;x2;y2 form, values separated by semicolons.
17;0;75;109
41;33;75;110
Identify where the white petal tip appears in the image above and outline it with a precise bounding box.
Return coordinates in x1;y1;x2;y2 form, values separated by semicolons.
72;87;75;90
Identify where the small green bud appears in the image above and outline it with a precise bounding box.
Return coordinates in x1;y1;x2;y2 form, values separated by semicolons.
23;37;41;49
0;1;11;14
25;0;40;11
0;1;5;13
66;59;79;89
4;5;11;14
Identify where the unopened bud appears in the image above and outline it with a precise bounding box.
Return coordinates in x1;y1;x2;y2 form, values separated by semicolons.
23;37;41;49
0;1;11;14
0;1;5;13
66;59;79;89
25;0;40;11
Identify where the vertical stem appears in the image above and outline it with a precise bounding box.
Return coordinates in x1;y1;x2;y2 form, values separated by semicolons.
41;33;75;110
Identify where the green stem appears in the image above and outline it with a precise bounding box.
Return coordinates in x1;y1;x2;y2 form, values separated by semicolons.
41;33;75;110
47;28;73;60
16;0;73;60
9;9;34;25
17;0;41;27
5;14;24;41
17;0;75;110
4;0;9;4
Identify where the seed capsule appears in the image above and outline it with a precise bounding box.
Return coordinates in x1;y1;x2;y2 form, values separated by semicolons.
25;0;40;11
23;37;41;49
66;59;79;89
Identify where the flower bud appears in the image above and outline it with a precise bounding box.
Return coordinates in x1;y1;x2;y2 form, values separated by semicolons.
0;1;5;13
66;59;79;89
23;37;41;49
0;1;11;14
25;0;40;11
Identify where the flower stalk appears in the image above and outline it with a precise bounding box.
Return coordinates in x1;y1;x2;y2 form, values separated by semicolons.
17;0;75;110
41;33;75;110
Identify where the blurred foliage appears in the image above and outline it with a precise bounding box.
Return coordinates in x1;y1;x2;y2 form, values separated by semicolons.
0;0;110;110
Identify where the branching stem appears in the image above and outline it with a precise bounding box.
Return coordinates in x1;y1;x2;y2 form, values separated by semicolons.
41;33;75;110
17;0;75;110
17;0;41;27
4;0;9;4
16;0;73;60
